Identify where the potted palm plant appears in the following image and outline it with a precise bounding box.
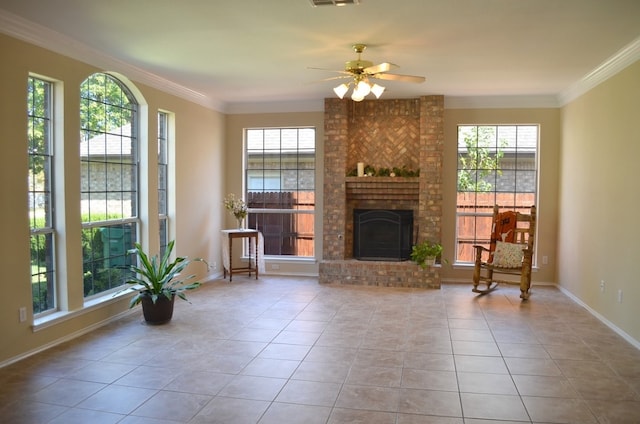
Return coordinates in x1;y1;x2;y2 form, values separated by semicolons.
121;240;208;325
410;240;443;269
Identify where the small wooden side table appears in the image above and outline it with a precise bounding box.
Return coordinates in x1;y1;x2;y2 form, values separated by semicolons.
221;229;259;282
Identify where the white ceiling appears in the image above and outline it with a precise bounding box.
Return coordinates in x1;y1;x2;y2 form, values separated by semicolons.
1;0;639;112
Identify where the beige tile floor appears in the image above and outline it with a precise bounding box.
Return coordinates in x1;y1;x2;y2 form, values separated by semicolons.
1;276;639;423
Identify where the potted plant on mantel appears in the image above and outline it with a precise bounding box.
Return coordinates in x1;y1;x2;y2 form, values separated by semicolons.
120;240;209;325
410;240;444;269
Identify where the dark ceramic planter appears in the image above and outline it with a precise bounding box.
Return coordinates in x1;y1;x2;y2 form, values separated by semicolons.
140;293;175;325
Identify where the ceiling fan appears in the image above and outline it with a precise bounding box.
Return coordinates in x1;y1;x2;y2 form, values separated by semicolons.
311;43;426;101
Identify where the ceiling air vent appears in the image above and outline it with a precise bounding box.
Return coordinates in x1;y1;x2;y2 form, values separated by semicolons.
309;0;360;6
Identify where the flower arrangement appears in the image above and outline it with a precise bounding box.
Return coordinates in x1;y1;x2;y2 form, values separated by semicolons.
224;193;247;227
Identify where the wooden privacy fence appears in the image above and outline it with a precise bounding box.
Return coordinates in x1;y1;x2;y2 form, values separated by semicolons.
245;191;536;260
247;192;315;257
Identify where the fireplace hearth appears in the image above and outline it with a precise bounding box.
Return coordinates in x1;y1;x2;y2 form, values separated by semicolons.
353;209;413;261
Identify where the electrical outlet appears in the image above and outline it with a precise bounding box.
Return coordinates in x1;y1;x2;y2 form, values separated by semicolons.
618;289;623;303
542;255;548;265
19;307;26;323
271;264;280;270
600;280;605;293
212;261;217;271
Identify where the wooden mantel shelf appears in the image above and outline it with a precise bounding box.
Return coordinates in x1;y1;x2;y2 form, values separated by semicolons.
345;176;420;200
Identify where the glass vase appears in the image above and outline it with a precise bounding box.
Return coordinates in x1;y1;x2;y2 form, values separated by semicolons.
236;217;244;230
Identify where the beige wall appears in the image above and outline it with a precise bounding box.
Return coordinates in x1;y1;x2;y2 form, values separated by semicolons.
225;106;563;287
0;34;224;364
225;112;324;276
441;108;561;286
559;60;640;342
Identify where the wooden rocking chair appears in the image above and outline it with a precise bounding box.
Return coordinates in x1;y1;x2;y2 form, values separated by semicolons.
472;205;536;299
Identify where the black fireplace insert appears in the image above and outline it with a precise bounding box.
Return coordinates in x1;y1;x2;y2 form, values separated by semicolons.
353;209;414;261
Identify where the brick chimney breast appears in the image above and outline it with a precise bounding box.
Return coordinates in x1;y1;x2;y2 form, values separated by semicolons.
320;96;444;288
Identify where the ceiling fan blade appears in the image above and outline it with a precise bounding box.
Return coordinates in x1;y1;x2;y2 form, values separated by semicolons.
372;73;426;83
308;76;352;85
307;67;351;75
317;75;352;82
364;62;398;74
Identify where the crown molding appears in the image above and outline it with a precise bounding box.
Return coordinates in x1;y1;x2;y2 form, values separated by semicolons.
226;95;559;114
0;9;225;112
225;99;325;114
558;36;640;106
444;95;560;109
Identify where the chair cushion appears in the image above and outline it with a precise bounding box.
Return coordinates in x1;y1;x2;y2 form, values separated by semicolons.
492;241;524;268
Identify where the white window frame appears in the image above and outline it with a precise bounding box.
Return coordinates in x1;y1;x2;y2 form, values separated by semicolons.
28;75;57;317
158;110;170;257
245;127;316;258
80;73;139;299
455;124;539;265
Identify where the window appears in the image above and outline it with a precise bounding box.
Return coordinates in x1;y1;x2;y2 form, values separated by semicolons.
456;125;538;263
246;127;315;257
158;111;169;257
80;73;138;297
27;76;56;315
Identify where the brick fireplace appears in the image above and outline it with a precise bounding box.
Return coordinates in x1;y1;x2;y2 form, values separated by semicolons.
319;96;444;288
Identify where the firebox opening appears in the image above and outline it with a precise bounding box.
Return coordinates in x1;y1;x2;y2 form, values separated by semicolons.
353;209;414;261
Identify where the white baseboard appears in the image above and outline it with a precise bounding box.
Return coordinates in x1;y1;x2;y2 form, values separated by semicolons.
557;285;640;350
441;279;639;350
0;308;137;369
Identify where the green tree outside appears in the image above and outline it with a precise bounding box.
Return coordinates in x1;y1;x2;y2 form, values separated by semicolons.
80;73;134;136
457;126;507;192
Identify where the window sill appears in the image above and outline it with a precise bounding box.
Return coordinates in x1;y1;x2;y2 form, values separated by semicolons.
262;256;317;263
451;262;540;271
33;290;134;332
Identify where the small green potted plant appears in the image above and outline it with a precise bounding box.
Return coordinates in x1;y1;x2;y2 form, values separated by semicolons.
410;240;443;269
120;240;208;325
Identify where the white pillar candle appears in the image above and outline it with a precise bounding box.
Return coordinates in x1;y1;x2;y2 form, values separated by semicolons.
357;162;364;177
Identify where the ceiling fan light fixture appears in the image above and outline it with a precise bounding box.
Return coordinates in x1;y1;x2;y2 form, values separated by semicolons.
317;43;424;102
334;80;385;101
356;80;371;96
351;91;365;102
333;83;349;99
371;83;385;98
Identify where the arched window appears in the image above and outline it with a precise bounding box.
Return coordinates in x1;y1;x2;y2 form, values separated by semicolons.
80;73;138;298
